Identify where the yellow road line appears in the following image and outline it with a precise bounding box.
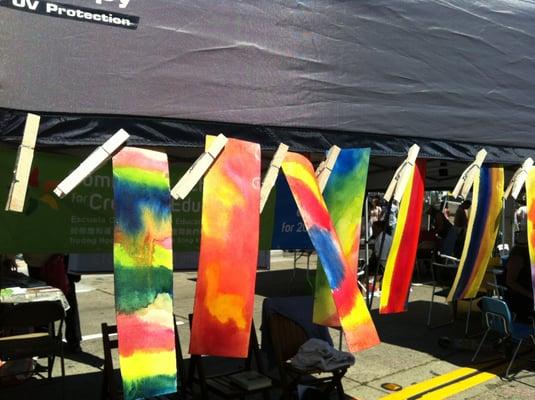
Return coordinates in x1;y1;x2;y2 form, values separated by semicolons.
380;361;500;400
419;367;502;399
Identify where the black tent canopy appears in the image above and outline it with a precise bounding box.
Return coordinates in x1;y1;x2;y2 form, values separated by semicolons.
1;0;534;163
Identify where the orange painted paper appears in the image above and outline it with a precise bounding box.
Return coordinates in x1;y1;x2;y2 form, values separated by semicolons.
190;137;261;357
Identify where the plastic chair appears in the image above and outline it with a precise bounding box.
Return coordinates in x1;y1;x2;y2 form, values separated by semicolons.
100;316;185;400
0;301;65;394
186;314;273;399
267;312;346;400
472;297;535;378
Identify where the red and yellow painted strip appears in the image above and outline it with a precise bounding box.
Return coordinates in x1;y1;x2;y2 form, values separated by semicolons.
190;136;261;358
380;159;426;314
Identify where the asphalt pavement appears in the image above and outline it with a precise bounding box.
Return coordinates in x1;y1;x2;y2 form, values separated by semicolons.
2;252;535;399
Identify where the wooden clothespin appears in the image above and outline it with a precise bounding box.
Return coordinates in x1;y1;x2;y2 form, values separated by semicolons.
259;143;289;213
5;113;41;212
316;145;341;192
504;158;534;200
384;144;420;203
451;149;487;200
53;129;129;198
171;134;228;200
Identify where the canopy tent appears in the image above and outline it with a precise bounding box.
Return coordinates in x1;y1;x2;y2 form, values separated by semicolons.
1;0;534;163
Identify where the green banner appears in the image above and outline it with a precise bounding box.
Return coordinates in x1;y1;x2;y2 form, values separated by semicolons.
0;147;274;253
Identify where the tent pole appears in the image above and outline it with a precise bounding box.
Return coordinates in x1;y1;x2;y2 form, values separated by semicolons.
502;197;506;251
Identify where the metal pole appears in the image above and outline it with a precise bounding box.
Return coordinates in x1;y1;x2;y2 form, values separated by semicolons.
502;197;506;250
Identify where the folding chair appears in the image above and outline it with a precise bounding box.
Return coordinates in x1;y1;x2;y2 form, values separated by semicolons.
427;229;486;336
186;314;273;399
100;316;185;400
427;251;460;329
472;297;535;379
268;313;346;400
0;301;65;395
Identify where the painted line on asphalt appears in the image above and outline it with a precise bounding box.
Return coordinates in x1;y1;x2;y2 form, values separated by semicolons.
380;360;504;400
418;365;504;399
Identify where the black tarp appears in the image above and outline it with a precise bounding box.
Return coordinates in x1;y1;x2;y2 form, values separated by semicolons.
0;108;533;164
1;1;535;160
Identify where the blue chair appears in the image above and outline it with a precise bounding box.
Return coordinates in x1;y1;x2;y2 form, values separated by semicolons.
472;297;535;378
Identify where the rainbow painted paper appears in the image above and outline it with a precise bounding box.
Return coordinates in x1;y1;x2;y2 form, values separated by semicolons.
380;160;426;314
112;147;177;400
313;148;379;351
447;165;504;301
190;137;261;358
526;169;535;309
282;152;378;352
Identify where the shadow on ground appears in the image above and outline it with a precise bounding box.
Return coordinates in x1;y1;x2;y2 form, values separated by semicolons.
0;371;102;400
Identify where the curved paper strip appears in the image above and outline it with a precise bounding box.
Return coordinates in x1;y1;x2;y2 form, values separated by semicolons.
282;152;379;352
313;149;371;328
112;147;177;400
190;137;261;357
525;169;535;309
447;166;504;301
380;160;426;314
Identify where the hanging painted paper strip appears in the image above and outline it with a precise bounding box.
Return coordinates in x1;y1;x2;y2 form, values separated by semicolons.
190;137;261;358
447;165;504;301
526;169;535;309
282;151;378;352
112;147;177;400
380;159;426;314
313;149;378;340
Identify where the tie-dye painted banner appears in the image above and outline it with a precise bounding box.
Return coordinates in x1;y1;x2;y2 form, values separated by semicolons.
112;147;177;400
448;165;504;301
380;160;426;314
190;137;261;358
282;152;379;352
313;149;377;337
526;169;535;309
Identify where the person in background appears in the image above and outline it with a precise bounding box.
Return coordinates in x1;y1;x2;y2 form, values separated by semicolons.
24;254;50;281
64;255;82;353
514;195;527;237
387;200;399;234
24;254;82;353
441;199;452;222
453;200;471;258
428;206;453;240
371;221;393;269
0;254;27;286
504;235;534;323
369;196;382;237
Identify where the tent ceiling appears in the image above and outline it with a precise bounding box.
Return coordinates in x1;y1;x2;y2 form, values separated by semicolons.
0;109;533;164
0;135;517;192
1;1;535;157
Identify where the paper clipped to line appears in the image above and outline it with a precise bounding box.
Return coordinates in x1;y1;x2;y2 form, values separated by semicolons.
504;157;534;200
451;149;487;200
384;144;420;203
53;129;129;198
171;134;228;200
5;113;41;212
316;145;341;193
259;143;289;213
